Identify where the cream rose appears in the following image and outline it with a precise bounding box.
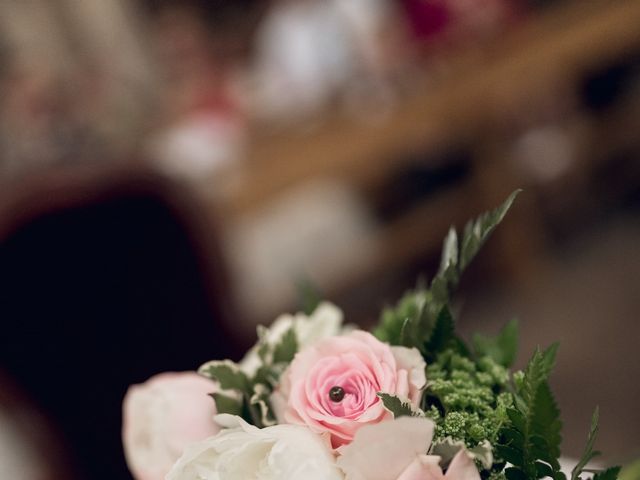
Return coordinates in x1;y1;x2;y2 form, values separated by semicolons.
166;414;344;480
337;416;481;480
271;330;426;448
122;372;219;480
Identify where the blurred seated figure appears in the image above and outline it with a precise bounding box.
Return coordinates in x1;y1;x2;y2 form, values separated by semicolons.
146;3;248;181
0;165;241;480
398;0;520;53
251;0;404;124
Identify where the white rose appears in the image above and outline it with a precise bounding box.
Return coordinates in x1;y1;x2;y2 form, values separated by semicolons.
240;302;343;375
122;372;219;480
166;414;344;480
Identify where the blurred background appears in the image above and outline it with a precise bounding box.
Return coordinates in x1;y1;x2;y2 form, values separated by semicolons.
0;0;639;478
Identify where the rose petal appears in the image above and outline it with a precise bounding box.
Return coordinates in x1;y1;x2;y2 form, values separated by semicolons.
397;455;446;480
391;346;427;403
445;450;481;480
337;417;435;480
122;372;219;480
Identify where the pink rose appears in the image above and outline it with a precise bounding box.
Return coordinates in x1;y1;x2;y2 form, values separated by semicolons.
272;330;426;448
122;372;219;480
337;416;481;480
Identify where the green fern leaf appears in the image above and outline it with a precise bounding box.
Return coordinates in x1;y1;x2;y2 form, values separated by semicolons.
531;381;563;463
473;319;519;367
594;467;621;480
571;407;602;480
498;344;562;479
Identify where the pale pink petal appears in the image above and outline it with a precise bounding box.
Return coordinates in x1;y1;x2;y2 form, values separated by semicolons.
391;346;427;404
445;450;481;480
337;417;435;480
122;372;219;480
397;455;446;480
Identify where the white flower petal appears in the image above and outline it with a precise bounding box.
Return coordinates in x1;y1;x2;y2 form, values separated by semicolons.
213;414;253;431
295;302;344;345
167;418;343;480
122;372;219;480
239;302;344;376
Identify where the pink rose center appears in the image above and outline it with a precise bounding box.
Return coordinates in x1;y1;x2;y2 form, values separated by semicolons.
329;386;346;402
309;355;382;419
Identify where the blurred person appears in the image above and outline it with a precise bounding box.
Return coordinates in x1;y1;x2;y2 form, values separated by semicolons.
0;0;158;177
0;66;81;174
0;63;126;176
447;0;518;42
146;4;247;180
223;179;380;325
398;0;453;46
333;0;415;120
251;0;357;122
250;0;406;125
398;0;521;54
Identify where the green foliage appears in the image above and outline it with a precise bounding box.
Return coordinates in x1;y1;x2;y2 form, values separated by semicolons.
520;344;558;407
210;392;243;417
199;360;250;391
431;190;521;305
375;193;523;465
373;288;470;364
496;344;565;480
249;384;277;427
378;393;424;418
272;328;298;364
296;278;321;315
425;307;456;356
570;408;620;480
571;408;601;480
531;382;562;461
322;190;617;478
374;190;521;363
473;319;519;368
198;324;300;428
594;467;622;480
459;190;521;270
423;348;512;449
374;289;430;348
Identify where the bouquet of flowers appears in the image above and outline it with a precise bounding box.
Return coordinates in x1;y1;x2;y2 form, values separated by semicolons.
123;191;620;480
